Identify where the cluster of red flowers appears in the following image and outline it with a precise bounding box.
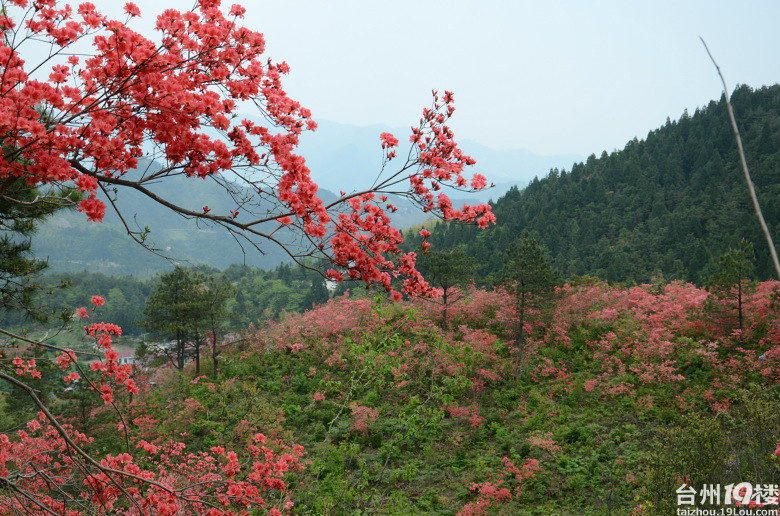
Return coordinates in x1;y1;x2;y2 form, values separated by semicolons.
0;0;494;301
2;299;306;515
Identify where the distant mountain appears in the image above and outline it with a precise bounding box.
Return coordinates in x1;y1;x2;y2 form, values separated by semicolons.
33;161;337;278
298;119;582;203
31;122;582;277
405;85;780;285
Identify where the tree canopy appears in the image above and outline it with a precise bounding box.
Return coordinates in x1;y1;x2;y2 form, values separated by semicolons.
500;232;558;369
416;244;476;329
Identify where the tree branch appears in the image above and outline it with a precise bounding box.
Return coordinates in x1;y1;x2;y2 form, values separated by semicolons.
700;37;780;280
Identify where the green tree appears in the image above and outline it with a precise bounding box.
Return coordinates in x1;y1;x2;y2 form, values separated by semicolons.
1;104;82;321
0;178;77;428
141;268;234;374
0;179;75;320
141;267;205;371
416;245;476;330
201;275;236;378
500;232;558;372
708;239;755;334
301;268;330;309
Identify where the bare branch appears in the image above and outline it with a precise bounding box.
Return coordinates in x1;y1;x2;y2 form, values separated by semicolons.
700;37;780;280
0;327;101;358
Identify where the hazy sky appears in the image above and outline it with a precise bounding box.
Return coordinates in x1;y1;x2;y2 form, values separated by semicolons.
101;1;779;156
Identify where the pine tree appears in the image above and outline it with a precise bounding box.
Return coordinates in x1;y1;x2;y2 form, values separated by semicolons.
708;240;756;334
417;245;476;330
0;179;74;320
141;268;235;374
141;268;205;371
501;232;558;372
201;275;236;378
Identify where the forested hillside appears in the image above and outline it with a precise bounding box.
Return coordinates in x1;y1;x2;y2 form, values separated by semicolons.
409;85;780;284
0;265;332;336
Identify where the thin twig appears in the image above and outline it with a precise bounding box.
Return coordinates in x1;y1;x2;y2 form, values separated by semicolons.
700;37;780;279
0;327;101;358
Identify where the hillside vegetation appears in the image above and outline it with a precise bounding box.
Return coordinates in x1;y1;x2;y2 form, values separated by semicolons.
408;85;780;284
5;79;780;516
9;280;777;515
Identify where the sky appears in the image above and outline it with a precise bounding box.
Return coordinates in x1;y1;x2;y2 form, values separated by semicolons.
97;1;780;157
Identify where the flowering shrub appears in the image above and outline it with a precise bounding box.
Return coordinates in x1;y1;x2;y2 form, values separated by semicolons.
349;402;379;433
458;457;540;516
0;300;306;515
445;404;486;428
1;415;304;515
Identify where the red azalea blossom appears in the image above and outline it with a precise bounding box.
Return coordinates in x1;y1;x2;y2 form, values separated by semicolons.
75;174;98;192
470;173;487;189
379;132;399;149
78;197;106;222
123;2;140;16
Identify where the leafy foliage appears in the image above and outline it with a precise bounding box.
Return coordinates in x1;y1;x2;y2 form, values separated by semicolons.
416;244;476;329
0;179;75;321
501;232;558;369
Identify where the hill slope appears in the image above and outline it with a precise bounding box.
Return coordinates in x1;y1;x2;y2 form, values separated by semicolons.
410;84;780;284
36;281;778;515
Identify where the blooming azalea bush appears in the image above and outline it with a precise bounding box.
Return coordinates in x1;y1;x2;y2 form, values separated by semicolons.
457;457;540;516
253;293;511;386
20;279;772;514
1;415;304;515
543;280;780;412
0;298;307;515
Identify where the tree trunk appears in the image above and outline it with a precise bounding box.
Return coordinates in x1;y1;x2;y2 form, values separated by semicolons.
176;331;184;371
738;280;743;333
211;324;219;379
442;287;449;331
516;291;525;373
194;336;201;375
